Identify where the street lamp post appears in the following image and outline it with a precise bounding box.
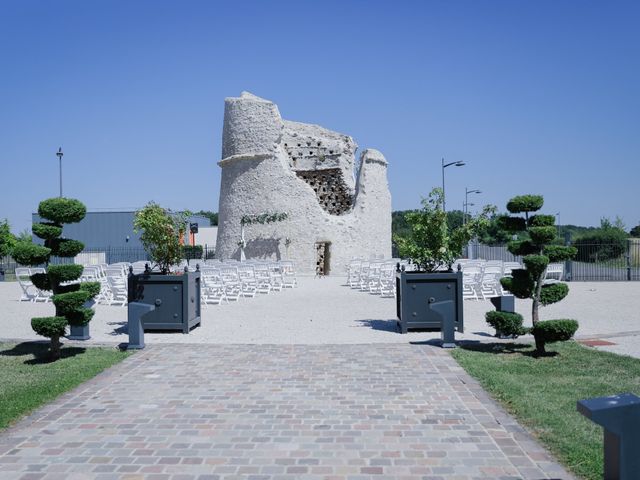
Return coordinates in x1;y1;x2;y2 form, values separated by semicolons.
463;201;474;222
556;212;561;238
464;188;481;224
441;158;465;212
56;147;64;197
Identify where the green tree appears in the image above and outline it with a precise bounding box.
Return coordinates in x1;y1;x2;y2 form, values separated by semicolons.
11;198;100;360
630;225;640;238
573;217;628;262
134;203;191;274
499;194;578;354
194;210;218;226
477;215;517;245
0;219;16;258
445;210;465;232
394;188;494;272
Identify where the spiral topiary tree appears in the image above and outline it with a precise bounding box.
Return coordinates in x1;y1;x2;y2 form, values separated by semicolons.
12;198;100;360
498;195;579;353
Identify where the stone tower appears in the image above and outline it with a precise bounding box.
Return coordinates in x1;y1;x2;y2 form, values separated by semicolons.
216;92;391;274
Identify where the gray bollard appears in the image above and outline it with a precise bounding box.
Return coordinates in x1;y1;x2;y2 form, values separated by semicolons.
577;393;640;480
428;298;456;348
127;302;155;350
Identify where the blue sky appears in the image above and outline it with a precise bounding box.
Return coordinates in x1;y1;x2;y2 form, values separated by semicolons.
1;0;639;233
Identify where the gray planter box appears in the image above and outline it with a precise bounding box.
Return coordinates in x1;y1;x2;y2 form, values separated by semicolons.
396;271;463;334
128;271;201;334
490;295;515;313
67;299;95;341
68;324;90;340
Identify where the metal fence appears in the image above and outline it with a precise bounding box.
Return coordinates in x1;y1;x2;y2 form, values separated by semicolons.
468;239;640;281
0;245;217;278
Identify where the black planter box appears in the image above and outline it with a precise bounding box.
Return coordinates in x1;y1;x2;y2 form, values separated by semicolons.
128;271;201;333
396;271;463;334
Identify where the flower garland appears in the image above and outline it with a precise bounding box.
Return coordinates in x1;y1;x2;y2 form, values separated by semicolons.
240;212;288;226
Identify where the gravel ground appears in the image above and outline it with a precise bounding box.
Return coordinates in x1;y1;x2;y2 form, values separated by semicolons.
1;277;638;356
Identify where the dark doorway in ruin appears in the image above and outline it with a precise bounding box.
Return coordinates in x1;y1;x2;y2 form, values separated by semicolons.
315;242;331;276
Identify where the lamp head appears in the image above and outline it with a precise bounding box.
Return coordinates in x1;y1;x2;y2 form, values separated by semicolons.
455;161;465;167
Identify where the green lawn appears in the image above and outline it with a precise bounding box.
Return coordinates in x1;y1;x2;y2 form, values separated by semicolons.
0;342;131;430
451;341;640;480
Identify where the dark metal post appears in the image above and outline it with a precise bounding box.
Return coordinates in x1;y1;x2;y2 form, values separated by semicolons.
625;239;632;281
564;231;573;281
577;393;640;480
428;298;456;348
441;157;446;212
441;158;465;213
56;147;63;197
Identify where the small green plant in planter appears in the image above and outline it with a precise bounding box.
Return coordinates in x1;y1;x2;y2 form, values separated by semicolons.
393;188;494;336
499;194;579;354
11;198;99;359
133;202;191;273
394;188;494;272
131;203;201;334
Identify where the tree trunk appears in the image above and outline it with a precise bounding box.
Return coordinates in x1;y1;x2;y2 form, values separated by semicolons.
535;335;546;354
50;335;61;361
531;271;546;326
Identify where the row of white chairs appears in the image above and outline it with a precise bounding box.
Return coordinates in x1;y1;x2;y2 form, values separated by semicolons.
200;261;297;305
456;260;522;300
345;258;526;301
15;267;51;302
347;258;404;298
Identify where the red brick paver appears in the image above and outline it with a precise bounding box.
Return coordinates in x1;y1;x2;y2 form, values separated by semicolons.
0;344;575;479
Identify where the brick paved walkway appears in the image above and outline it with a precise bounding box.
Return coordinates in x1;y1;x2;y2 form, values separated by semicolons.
0;344;574;480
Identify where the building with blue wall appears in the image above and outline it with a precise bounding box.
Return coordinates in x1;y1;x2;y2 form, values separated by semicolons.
32;210;210;264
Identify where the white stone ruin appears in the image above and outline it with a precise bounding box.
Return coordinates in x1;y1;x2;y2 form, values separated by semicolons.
215;92;391;274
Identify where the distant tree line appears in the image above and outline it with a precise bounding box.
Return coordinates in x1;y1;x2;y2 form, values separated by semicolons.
392;210;639;263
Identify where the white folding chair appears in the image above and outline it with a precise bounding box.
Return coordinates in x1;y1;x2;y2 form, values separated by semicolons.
281;261;297;288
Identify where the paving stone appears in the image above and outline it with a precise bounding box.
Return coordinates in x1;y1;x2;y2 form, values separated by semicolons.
0;344;576;479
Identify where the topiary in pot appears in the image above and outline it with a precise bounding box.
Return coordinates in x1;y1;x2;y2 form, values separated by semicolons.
11;198;99;360
485;311;526;338
498;194;579;354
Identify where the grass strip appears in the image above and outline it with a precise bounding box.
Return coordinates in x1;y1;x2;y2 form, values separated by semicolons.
0;342;130;430
451;341;640;480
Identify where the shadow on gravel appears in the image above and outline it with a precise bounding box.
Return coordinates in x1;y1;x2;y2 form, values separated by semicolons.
108;321;128;335
354;319;399;332
457;341;559;358
0;342;87;364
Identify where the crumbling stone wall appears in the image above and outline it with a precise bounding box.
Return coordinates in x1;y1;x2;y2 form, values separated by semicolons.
295;169;353;215
216;92;391;274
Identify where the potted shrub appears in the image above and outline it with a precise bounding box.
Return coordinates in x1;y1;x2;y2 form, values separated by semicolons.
394;188;493;334
11;198;100;358
129;202;201;333
498;194;579;354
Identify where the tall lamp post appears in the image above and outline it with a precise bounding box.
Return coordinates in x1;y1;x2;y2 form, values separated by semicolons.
464;188;482;224
441;158;465;212
56;147;64;197
556;212;561;238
